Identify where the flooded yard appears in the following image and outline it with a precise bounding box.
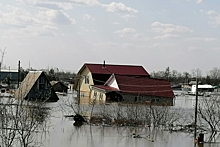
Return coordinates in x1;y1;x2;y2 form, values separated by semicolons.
1;90;220;147
33;91;215;147
41;120;194;147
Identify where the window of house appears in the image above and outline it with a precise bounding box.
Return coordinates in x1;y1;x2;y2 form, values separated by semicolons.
99;93;103;100
39;76;44;84
81;93;84;98
134;97;137;102
85;76;89;84
93;91;97;98
39;76;45;89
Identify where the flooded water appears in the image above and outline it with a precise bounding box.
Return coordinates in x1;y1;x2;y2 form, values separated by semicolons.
2;90;220;147
41;122;194;147
35;91;220;147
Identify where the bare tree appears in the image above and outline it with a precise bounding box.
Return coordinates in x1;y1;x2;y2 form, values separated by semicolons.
0;98;17;147
209;67;220;80
15;100;49;147
197;96;220;142
191;68;202;78
0;97;50;147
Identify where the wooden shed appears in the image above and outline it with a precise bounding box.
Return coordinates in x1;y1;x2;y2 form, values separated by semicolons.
14;71;59;102
50;81;68;93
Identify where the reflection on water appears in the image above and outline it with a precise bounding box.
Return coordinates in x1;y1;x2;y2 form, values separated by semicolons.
73;121;84;127
173;90;195;108
40;119;194;147
31;91;220;147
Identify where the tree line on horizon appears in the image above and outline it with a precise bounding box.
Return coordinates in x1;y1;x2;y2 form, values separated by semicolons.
151;67;220;86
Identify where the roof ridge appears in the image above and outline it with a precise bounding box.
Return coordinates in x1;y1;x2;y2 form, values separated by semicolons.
85;63;143;67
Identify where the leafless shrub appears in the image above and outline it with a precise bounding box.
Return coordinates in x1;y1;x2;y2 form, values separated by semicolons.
197;96;220;142
0;97;50;147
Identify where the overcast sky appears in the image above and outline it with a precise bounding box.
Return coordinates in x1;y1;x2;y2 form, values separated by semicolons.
0;0;220;74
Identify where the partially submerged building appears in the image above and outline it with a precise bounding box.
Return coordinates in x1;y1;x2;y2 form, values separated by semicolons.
15;71;59;102
50;81;68;93
91;74;174;105
190;84;216;95
0;69;18;88
74;62;174;105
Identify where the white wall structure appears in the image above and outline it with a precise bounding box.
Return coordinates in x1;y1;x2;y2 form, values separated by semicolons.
104;74;119;90
191;84;214;94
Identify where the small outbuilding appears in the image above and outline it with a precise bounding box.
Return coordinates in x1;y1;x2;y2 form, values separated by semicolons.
50;81;68;93
14;71;59;102
0;69;18;84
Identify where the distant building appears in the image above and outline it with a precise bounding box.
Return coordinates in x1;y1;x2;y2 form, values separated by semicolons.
0;69;18;85
190;84;216;95
50;81;68;93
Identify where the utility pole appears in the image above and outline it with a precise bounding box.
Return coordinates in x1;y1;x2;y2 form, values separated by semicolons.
0;48;6;86
194;77;199;142
78;78;80;113
17;60;20;88
77;75;85;114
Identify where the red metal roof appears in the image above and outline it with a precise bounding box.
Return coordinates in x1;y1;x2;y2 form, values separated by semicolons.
114;75;174;98
92;85;119;91
85;63;150;76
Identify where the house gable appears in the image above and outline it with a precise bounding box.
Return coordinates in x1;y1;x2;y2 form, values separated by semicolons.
74;66;93;99
15;71;59;101
15;71;42;99
104;74;119;90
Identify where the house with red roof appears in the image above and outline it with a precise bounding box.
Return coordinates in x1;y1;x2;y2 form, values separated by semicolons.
74;62;174;105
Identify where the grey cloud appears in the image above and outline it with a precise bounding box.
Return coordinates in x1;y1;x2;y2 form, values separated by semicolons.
154;34;179;39
83;14;95;21
37;30;56;37
186;37;218;42
102;2;138;13
151;22;193;34
208;13;220;27
70;0;100;6
41;10;76;25
35;3;64;10
0;5;35;28
114;28;144;40
17;0;99;9
196;0;203;3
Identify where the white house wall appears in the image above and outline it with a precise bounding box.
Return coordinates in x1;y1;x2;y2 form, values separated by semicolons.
107;76;119;90
191;84;214;94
